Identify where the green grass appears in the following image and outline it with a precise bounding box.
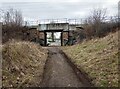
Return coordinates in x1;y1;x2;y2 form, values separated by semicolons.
62;31;119;87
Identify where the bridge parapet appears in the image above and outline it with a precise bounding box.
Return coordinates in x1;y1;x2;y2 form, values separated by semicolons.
38;23;69;31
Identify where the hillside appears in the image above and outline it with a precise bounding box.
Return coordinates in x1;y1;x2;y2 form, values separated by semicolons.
62;31;119;87
2;26;40;44
2;41;48;88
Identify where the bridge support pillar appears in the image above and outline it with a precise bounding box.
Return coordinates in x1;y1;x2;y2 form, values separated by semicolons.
61;32;63;46
44;31;47;46
52;32;54;42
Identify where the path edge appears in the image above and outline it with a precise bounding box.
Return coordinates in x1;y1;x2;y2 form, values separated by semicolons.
59;49;94;87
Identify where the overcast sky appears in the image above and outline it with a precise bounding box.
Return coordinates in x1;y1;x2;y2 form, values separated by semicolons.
0;0;119;22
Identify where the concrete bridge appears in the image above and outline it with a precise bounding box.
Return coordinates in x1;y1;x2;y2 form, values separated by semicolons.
29;19;83;46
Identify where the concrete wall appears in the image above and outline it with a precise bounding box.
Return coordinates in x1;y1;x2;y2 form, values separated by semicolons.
34;23;84;31
38;23;69;31
69;25;77;30
63;32;68;40
39;32;44;39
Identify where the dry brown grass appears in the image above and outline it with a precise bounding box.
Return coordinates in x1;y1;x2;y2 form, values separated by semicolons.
62;31;119;87
2;40;48;88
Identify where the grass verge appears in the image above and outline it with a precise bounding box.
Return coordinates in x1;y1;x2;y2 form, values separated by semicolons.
2;40;48;88
62;31;119;87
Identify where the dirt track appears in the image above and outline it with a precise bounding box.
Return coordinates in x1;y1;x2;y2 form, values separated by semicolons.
41;47;93;87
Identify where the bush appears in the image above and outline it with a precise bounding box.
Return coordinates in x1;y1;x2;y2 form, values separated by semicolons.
82;8;119;39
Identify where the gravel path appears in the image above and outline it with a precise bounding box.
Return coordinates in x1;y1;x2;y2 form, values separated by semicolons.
41;47;88;87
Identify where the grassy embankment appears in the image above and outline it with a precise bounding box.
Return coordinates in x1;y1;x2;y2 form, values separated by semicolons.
62;31;119;87
2;41;48;88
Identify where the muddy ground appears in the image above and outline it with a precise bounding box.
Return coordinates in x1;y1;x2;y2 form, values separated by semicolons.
41;47;93;87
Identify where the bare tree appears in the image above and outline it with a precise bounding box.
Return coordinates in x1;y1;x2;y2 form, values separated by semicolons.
2;8;24;43
3;8;23;26
83;8;107;38
109;15;119;29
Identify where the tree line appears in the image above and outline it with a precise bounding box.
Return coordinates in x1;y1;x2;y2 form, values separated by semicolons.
71;8;119;44
0;8;119;45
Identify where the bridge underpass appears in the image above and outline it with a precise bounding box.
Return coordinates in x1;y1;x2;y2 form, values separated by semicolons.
27;19;94;87
46;32;61;46
37;20;70;46
40;29;69;46
30;19;83;46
